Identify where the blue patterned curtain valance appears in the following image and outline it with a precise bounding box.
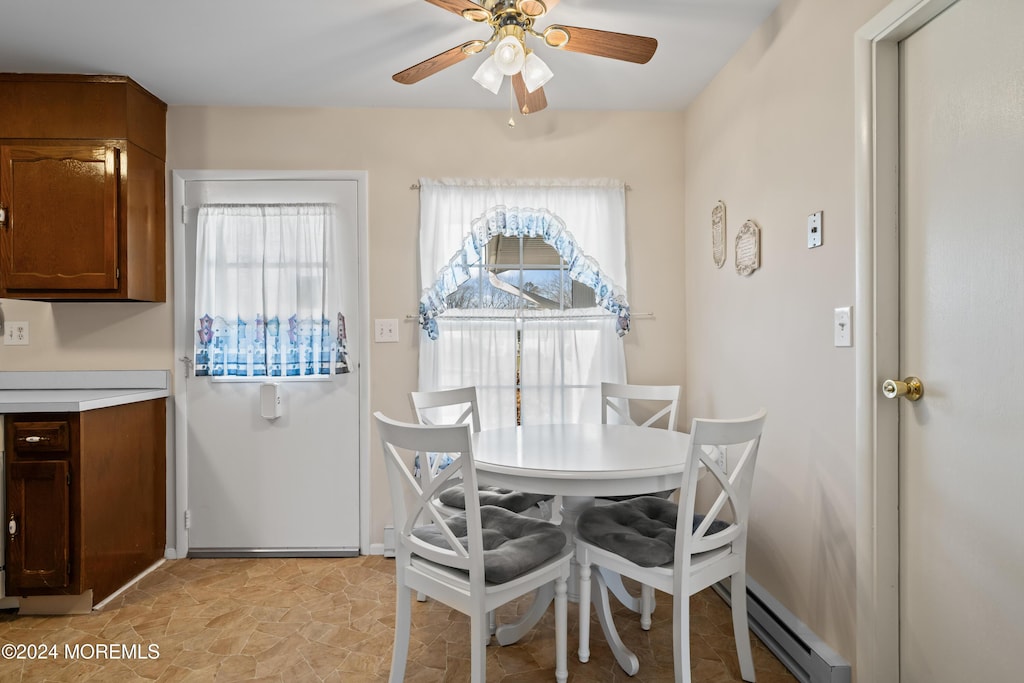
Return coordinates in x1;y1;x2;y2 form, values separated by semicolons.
418;205;630;340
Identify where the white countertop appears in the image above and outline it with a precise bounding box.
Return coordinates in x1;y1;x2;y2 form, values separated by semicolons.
0;371;170;413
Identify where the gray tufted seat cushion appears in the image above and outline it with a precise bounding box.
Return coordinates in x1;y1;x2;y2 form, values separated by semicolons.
412;505;568;584
576;496;730;568
439;484;554;514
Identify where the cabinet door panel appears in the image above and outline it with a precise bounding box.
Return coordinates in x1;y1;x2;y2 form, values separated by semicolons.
5;460;70;591
0;143;119;291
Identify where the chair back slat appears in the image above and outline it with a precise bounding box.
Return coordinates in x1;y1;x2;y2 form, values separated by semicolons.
410;387;482;432
675;409;767;563
375;412;484;574
410;387;482;488
601;382;681;430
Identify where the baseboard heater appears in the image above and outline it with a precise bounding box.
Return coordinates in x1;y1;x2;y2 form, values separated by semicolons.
713;577;850;683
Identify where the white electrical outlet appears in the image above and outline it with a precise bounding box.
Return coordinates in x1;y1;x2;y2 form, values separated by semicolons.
4;321;29;345
374;318;399;343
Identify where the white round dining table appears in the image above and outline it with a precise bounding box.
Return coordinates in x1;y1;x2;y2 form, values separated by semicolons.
472;422;691;655
473;422;691;498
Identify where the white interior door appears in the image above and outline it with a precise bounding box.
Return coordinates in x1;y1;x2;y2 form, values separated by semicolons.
898;0;1024;679
182;178;361;555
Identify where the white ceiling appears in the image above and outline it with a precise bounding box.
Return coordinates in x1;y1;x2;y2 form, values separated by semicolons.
0;0;780;111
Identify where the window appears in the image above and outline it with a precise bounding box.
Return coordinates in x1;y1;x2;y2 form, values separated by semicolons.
193;203;349;379
446;236;596;311
417;180;629;427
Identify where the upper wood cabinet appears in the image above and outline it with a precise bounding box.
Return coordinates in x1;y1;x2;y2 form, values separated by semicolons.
0;74;167;301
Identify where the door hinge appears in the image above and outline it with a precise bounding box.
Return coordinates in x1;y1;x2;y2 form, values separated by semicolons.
184;509;191;530
181;205;188;224
66;472;71;486
67;562;71;578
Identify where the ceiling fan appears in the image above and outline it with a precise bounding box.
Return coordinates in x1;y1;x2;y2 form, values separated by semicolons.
392;0;658;115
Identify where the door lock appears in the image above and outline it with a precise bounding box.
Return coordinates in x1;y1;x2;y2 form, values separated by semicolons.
882;376;924;401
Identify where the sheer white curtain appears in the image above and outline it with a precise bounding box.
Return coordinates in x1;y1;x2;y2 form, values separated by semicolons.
194;203;349;379
417;178;628;427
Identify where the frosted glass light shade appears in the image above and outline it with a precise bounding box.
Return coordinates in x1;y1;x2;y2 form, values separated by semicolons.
521;52;554;93
472;56;503;94
493;35;526;76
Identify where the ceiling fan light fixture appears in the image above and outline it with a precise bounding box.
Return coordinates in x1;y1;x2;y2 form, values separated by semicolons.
493;35;526;76
472;55;504;94
521;52;553;93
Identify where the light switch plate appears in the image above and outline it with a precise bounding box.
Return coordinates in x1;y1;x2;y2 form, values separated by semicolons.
374;318;399;343
4;321;29;345
808;211;823;248
834;307;851;347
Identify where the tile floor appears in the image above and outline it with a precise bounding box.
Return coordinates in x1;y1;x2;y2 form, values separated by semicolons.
0;556;797;682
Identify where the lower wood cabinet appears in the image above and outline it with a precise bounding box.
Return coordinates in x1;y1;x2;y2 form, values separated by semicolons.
4;399;165;604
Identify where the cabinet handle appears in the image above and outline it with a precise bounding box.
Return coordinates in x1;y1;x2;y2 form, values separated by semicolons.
0;203;7;228
22;435;48;443
8;513;17;541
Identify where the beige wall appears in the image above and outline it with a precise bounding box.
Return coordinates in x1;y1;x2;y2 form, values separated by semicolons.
0;107;685;557
682;0;891;666
164;106;685;556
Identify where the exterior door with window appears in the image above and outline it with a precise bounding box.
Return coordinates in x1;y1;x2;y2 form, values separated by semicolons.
181;177;361;554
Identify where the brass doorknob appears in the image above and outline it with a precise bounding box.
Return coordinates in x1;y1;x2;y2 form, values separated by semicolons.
882;376;924;401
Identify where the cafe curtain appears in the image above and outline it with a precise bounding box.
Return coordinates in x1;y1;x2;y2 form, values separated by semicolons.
417;178;628;426
193;203;350;379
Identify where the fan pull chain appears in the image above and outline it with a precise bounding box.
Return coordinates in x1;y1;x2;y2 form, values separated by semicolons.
508;82;516;128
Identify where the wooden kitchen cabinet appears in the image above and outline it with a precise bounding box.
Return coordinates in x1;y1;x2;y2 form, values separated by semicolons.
0;74;166;301
3;399;166;604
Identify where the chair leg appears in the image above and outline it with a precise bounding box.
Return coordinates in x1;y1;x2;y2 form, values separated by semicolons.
554;575;568;683
640;583;655;630
731;572;756;682
577;561;591;663
390;583;412;683
673;586;691;683
470;610;490;683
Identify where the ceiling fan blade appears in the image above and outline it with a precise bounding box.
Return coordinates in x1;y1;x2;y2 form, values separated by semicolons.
423;0;491;21
512;73;548;115
392;41;482;85
544;25;658;64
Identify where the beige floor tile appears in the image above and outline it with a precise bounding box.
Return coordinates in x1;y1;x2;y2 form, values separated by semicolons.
0;557;799;682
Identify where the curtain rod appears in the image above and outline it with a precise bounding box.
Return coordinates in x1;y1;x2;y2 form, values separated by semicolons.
403;312;654;322
409;183;631;191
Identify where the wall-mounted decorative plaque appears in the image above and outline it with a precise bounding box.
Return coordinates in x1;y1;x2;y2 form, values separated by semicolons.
735;220;761;276
712;201;726;268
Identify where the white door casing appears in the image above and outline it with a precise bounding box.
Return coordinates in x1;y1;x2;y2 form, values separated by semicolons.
171;170;370;557
855;0;1024;681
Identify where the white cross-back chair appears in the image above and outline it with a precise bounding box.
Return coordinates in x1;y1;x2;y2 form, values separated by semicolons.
374;411;572;683
410;386;554;519
575;409;767;682
598;381;682;626
601;381;681;431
